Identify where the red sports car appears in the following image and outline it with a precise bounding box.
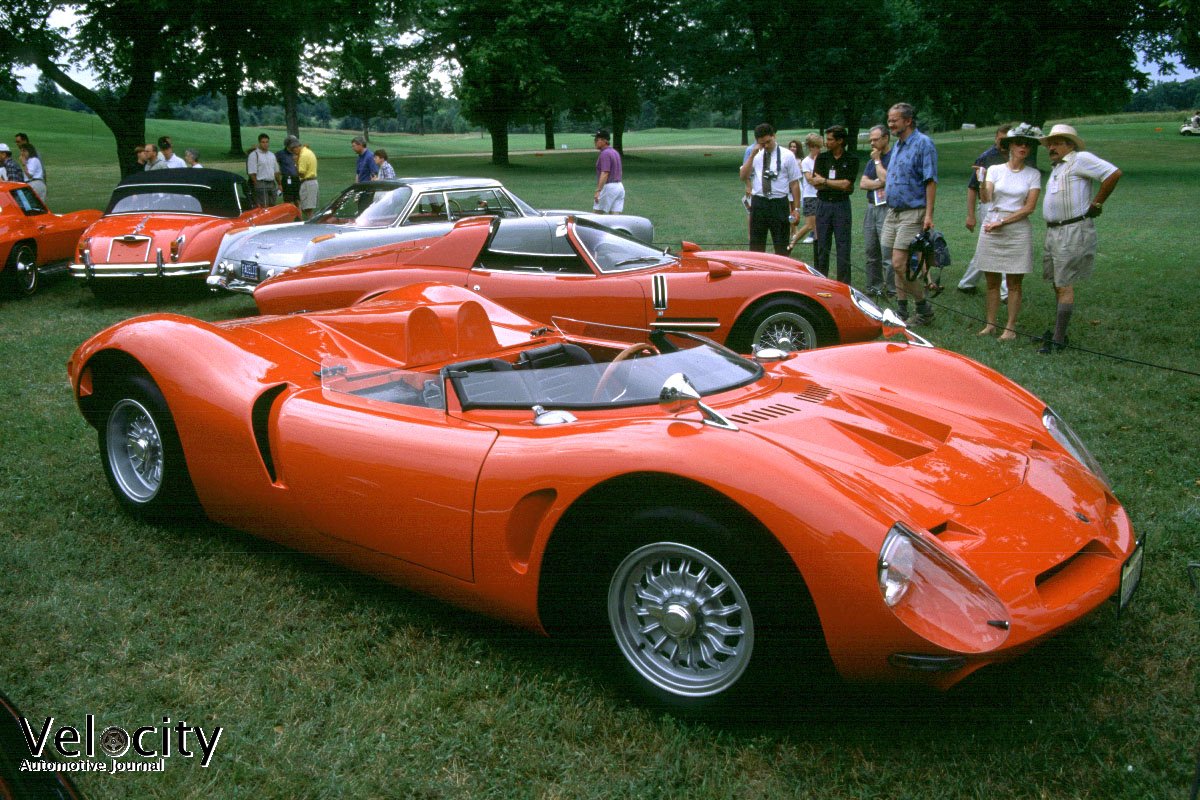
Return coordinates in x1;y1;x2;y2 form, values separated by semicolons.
253;216;884;352
68;283;1142;710
0;181;101;298
71;168;298;297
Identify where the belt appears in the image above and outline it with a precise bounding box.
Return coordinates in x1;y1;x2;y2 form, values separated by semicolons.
300;178;317;183
1046;215;1087;228
753;195;788;201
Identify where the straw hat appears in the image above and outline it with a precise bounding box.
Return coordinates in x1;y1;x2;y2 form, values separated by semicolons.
1039;124;1086;151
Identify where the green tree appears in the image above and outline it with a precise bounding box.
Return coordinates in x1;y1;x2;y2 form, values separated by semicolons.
328;38;400;141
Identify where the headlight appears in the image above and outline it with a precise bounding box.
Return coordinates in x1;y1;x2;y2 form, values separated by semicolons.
1042;407;1110;488
214;259;236;277
850;287;886;322
878;523;1009;653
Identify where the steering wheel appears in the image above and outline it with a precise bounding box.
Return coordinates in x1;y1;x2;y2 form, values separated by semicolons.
593;343;659;401
449;199;464;217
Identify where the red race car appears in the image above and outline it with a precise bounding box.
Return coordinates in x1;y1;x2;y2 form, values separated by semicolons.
69;283;1142;711
71;169;298;297
254;216;884;352
0;181;100;298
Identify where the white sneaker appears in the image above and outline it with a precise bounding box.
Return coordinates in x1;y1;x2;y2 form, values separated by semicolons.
802;236;814;244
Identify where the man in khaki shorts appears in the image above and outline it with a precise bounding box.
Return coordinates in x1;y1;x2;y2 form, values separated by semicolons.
880;102;938;326
287;135;320;220
1037;124;1121;354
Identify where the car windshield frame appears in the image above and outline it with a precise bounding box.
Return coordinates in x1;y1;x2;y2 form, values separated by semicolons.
309;185;415;228
569;219;673;274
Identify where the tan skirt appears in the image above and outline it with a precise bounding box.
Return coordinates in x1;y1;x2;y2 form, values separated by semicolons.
972;214;1033;274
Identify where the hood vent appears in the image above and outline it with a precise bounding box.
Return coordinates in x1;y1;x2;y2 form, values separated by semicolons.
728;403;802;425
795;384;832;404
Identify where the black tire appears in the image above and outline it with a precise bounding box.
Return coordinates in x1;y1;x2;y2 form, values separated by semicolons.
97;374;199;522
591;507;817;712
2;242;38;298
731;299;822;353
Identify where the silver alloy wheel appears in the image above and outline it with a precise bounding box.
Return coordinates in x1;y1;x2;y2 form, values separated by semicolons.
12;244;37;295
105;398;164;503
608;541;754;698
751;310;817;351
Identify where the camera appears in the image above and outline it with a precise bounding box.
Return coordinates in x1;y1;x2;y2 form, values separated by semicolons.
762;169;779;181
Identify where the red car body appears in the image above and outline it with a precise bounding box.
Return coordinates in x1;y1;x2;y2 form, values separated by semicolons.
71;168;297;295
68;282;1142;710
254;216;883;352
0;181;101;297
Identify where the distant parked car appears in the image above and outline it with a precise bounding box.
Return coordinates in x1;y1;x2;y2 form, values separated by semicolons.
0;181;101;298
206;177;654;293
71;168;298;296
253;215;884;352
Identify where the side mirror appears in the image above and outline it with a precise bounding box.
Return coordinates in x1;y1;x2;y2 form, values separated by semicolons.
659;372;738;431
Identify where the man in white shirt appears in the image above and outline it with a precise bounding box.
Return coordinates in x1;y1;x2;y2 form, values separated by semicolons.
159;137;186;169
247;133;282;208
1037;124;1122;354
738;123;802;254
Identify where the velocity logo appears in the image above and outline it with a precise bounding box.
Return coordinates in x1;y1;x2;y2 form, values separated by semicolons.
18;715;223;773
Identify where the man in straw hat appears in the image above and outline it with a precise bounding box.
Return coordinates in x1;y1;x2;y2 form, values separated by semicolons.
1037;124;1122;354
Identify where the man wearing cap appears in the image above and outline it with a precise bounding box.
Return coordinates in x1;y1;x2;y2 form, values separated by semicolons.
738;123;802;254
290;137;319;220
248;134;281;208
351;136;377;183
0;144;26;183
277;136;300;205
1037;124;1122;354
592;130;625;214
159;137;186;169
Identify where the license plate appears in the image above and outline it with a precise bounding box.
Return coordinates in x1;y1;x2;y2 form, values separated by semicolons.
240;261;259;280
1118;541;1144;615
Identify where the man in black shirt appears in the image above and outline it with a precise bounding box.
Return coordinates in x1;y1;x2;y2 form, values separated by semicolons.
810;125;859;284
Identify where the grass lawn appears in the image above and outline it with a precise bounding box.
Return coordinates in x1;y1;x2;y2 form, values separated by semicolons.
1;102;1197;798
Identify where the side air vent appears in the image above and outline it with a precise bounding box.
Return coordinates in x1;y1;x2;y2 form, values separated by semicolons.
251;384;290;482
728;403;801;425
794;384;832;404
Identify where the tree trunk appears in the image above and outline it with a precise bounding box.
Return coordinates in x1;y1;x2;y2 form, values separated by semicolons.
279;59;300;138
543;110;555;150
740;101;748;147
611;101;627;154
488;118;510;166
225;87;243;157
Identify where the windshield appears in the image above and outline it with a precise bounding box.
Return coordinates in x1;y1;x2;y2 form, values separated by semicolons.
448;331;761;410
572;221;672;273
311;185;414;228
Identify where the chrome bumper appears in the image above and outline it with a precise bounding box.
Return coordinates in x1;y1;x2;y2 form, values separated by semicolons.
206;274;255;295
73;250;211;280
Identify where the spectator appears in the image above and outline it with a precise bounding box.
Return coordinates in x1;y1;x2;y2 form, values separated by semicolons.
277;138;300;205
881;102;938;326
972;123;1042;341
796;133;822;256
592;129;625;213
159;137;186;169
247;133;281;208
858;124;896;297
958;124;1011;299
144;143;167;170
352;136;378;183
1037;124;1122;354
810;125;859;284
0;144;26;182
289;136;319;220
784;140;804;249
738;122;801;254
14;133;31;152
184;148;203;168
373;149;395;180
18;145;46;200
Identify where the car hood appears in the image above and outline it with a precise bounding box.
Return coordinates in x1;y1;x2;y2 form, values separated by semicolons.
220;222;340;267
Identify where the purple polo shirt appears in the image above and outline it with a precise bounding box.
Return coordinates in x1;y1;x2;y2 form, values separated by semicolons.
596;146;622;183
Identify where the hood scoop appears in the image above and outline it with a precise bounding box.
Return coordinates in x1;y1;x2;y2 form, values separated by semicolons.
728;403;802;425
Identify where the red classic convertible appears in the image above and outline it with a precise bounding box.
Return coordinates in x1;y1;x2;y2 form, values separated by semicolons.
71;169;298;297
253;216;884;352
69;282;1142;711
0;181;101;297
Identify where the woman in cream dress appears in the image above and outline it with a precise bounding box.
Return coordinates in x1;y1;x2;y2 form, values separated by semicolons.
974;124;1042;340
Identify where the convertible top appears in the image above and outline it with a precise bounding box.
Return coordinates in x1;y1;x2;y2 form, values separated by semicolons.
106;168;248;217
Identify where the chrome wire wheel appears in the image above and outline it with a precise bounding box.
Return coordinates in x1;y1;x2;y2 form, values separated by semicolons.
105;398;164;504
751;309;817;352
608;541;755;698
